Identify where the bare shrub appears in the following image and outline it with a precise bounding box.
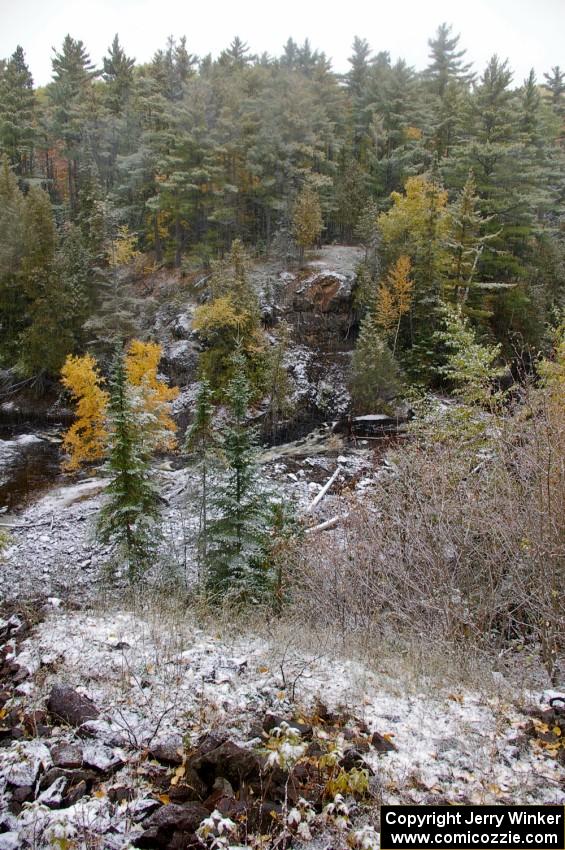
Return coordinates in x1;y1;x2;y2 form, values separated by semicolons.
290;385;564;684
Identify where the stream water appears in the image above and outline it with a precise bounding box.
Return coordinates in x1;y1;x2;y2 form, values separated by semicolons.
0;426;65;513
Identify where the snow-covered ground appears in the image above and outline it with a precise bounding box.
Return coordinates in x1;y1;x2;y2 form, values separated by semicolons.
0;605;563;849
0;436;377;603
0;433;563;849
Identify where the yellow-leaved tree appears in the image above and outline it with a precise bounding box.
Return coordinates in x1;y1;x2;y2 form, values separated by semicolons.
375;255;414;354
125;339;179;450
292;185;323;264
107;225;140;268
60;354;109;470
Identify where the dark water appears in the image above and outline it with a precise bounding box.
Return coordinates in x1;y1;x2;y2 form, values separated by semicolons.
0;427;65;512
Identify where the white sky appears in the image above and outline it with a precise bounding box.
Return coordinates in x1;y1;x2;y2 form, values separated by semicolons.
0;0;563;88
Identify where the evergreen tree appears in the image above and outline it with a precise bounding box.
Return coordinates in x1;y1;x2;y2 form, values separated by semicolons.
205;350;272;598
350;308;403;413
184;378;216;580
0;157;25;364
346;37;372;152
435;306;505;407
97;347;162;582
543;66;565;119
425;23;474;98
0;46;35;175
102;34;135;114
48;35;98;211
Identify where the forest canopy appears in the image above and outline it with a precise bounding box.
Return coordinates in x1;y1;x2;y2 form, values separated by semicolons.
0;26;563;379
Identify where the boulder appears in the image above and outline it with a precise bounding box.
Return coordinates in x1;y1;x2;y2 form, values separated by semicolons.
190;740;262;791
133;802;209;849
47;685;99;727
150;737;184;766
50;743;83;769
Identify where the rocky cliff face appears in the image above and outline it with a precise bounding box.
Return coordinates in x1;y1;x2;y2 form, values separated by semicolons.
156;246;363;443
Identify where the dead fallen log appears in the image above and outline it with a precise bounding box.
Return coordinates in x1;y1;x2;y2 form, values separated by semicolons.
305;513;349;534
306;467;340;513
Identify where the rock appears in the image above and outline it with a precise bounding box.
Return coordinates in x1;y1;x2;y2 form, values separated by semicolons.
36;776;67;807
64;779;88;805
82;743;124;773
51;743;83;768
205;793;247;821
371;731;397;753
190;732;229;758
0;833;20;850
108;784;136;803
162;339;199;386
190;741;262;791
130;797;162;823
40;766;98;792
47;685;99;727
168;767;207;803
133;803;209;848
150;737;184;766
11;786;34;804
263;714;313;740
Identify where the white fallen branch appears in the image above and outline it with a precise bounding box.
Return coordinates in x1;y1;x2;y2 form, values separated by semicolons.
306;467;340;513
305;513;349;534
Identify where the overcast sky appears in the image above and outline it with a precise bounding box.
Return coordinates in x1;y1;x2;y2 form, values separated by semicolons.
1;0;563;88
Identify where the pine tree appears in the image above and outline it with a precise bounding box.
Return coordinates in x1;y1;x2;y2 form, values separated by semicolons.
102;34;135;114
346;37;372;152
425;23;474;98
184;378;216;580
49;35;98;211
205;350;271;598
97;347;161;582
0;46;35;175
350;309;403;413
0;157;25;364
18;185;72;377
435;306;504;407
543;66;565;119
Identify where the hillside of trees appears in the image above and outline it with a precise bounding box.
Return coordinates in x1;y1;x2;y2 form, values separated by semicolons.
0;25;564;386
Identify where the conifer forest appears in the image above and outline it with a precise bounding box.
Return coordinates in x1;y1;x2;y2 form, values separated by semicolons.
0;17;564;848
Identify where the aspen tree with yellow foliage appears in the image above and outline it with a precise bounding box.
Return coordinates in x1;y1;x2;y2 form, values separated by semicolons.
60;354;109;470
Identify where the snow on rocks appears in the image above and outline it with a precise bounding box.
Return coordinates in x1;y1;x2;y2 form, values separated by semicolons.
0;741;52;787
0;605;562;847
